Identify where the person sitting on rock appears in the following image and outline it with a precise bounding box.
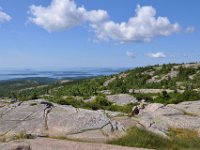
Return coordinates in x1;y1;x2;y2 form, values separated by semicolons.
128;106;139;117
128;102;146;117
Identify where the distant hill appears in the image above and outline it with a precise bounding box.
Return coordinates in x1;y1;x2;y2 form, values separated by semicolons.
0;77;57;97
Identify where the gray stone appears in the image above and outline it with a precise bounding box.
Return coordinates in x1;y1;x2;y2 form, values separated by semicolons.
107;94;138;106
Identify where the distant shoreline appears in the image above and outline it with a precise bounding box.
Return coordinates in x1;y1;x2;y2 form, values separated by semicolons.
0;68;127;81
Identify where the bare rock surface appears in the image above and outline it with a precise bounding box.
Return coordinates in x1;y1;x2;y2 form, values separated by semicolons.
136;100;200;137
107;94;138;106
0;99;128;142
0;138;150;150
0;140;31;150
1;98;200;147
169;101;200;116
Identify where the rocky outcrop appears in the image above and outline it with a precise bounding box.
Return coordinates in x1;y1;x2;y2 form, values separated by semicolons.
103;77;116;87
0;99;127;143
103;73;128;87
1;98;200;145
107;94;138;106
146;69;178;84
135;101;200;137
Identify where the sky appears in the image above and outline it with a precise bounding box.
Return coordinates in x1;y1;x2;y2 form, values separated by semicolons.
0;0;199;69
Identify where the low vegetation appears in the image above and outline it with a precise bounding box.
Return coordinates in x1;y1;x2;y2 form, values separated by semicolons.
108;127;200;149
0;131;34;143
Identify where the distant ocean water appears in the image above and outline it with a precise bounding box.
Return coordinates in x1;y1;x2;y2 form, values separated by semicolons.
0;68;128;81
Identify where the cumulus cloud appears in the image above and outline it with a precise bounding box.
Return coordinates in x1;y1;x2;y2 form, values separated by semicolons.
126;51;135;58
28;1;180;42
28;0;108;32
185;26;195;33
146;52;166;58
0;7;11;23
92;5;180;42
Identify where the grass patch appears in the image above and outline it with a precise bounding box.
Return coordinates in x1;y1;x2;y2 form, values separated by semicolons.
0;132;35;143
12;131;32;140
108;127;200;150
0;136;6;143
169;128;198;139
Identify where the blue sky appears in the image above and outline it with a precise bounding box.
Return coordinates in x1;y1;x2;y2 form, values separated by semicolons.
0;0;199;69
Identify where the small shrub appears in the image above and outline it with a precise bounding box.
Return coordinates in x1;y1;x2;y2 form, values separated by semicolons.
31;92;38;100
95;95;112;106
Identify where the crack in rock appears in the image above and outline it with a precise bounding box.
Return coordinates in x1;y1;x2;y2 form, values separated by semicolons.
0;106;46;137
41;102;54;130
66;121;111;136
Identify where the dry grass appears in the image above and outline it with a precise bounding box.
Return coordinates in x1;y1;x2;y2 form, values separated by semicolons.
169;128;198;139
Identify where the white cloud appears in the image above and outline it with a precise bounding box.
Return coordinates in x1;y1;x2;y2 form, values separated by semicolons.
28;1;181;42
0;7;11;22
126;51;134;58
146;52;166;58
28;0;108;32
92;5;180;42
185;26;195;33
